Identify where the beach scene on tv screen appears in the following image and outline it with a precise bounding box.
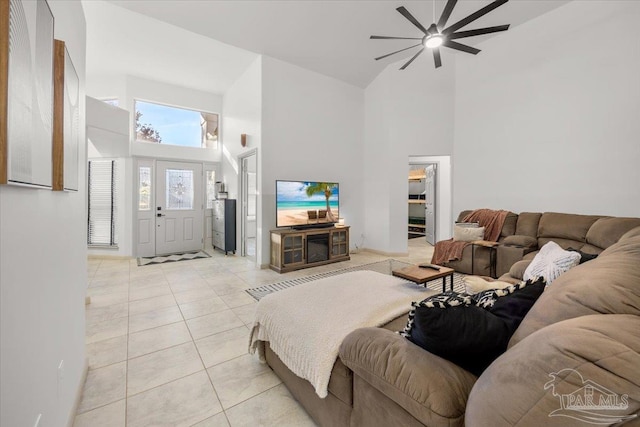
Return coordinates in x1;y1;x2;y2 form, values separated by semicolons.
277;181;339;226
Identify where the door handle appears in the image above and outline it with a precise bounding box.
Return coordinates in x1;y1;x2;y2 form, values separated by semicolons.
157;213;165;217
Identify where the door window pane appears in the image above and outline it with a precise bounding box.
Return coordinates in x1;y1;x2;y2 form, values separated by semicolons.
166;169;194;210
247;172;257;217
206;170;216;209
139;166;151;211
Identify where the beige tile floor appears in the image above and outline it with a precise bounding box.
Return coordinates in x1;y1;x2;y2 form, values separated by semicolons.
75;238;434;427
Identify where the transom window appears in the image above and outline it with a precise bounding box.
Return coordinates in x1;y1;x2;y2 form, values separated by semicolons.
134;100;219;149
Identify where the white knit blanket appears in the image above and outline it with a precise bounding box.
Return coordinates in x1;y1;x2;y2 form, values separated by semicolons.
249;270;430;398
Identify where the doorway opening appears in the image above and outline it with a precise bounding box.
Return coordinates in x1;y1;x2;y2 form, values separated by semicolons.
408;163;436;245
239;150;258;261
408;156;453;247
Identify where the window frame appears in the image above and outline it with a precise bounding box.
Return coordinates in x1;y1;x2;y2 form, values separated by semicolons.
133;98;220;149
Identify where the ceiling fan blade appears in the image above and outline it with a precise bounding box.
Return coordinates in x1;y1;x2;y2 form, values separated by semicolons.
399;47;425;70
443;0;509;35
443;40;481;55
437;0;458;30
374;43;422;61
448;24;510;39
433;47;442;68
370;35;424;40
396;6;429;35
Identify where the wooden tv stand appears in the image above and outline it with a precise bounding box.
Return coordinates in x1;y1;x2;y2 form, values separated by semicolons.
269;226;350;273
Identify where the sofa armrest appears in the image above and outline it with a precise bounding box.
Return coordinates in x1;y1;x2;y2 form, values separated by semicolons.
339;327;477;426
496;240;537;277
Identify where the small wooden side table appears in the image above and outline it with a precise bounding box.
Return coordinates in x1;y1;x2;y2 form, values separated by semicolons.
392;265;455;293
471;240;499;278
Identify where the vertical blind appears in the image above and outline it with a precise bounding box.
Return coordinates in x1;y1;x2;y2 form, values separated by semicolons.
87;160;118;246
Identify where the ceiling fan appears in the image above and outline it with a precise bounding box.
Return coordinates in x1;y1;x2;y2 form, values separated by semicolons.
371;0;510;69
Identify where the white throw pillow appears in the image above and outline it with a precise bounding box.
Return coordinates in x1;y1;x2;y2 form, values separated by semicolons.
453;225;485;242
523;241;581;284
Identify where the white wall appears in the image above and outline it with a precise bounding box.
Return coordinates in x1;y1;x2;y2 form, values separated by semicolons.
261;56;365;266
453;1;640;218
86;96;129;158
363;55;456;254
0;2;88;426
221;57;262;262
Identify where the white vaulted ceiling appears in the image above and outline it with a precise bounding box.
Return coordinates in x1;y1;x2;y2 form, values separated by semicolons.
86;0;571;93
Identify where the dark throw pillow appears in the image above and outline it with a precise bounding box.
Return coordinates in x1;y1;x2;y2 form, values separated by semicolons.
407;304;512;376
400;278;546;376
487;278;546;330
567;247;599;264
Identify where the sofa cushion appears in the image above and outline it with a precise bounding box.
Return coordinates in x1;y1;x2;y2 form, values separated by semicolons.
620;225;640;241
514;212;542;237
510;234;640;347
586;217;640;250
523;241;581;284
500;212;518;238
466;314;640;427
508;260;530;280
502;235;537;248
537;212;602;245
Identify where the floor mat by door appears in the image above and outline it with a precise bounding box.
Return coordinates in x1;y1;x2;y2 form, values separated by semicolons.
137;251;211;266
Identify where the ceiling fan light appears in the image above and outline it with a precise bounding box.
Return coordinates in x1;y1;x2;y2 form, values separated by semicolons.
425;34;443;49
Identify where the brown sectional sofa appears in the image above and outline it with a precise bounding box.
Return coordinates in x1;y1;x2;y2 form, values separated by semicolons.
498;212;640;281
260;211;640;426
442;210;640;280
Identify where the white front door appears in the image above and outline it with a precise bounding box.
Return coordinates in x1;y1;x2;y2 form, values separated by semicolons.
155;161;204;255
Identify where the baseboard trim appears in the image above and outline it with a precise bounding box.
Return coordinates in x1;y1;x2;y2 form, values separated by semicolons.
67;358;89;427
360;248;409;257
87;254;133;260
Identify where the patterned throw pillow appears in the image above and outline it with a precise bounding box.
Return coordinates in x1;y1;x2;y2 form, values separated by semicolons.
523;241;581;284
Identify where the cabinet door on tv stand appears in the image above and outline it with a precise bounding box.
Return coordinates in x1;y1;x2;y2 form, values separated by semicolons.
331;229;349;258
282;234;305;266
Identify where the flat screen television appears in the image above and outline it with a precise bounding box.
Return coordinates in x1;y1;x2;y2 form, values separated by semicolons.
276;180;339;228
